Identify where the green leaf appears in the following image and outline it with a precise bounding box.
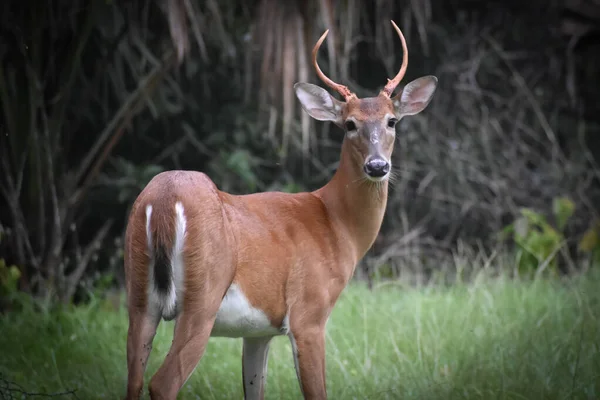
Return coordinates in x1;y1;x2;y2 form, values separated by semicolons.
282;183;304;193
579;221;600;253
497;223;515;241
514;216;529;238
520;208;546;228
553;197;575;232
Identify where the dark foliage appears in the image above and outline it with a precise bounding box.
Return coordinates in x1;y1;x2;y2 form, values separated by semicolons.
0;0;599;303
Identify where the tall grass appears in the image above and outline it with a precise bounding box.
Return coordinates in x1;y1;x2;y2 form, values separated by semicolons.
1;271;599;399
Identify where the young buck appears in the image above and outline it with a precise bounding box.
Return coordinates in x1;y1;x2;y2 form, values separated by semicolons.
124;20;437;400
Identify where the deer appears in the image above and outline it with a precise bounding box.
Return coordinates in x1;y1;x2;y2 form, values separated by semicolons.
123;20;437;400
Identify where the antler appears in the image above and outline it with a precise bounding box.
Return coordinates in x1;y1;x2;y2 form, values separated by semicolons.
381;20;408;97
312;29;356;101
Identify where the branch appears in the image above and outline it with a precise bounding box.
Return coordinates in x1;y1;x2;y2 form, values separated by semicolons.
62;219;114;303
484;35;563;159
47;2;97;154
42;94;64;291
71;51;176;196
183;0;209;62
0;169;39;271
0;373;79;399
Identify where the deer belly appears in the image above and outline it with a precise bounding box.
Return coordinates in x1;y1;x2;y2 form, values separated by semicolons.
210;283;281;338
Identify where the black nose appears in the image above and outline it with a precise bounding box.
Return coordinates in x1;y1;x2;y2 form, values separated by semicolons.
363;158;390;178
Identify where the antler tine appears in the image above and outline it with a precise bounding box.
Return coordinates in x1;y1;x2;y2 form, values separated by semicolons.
381;20;408;97
312;29;356;101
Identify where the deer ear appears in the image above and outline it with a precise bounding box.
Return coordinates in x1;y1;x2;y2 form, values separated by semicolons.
393;76;438;117
294;83;343;124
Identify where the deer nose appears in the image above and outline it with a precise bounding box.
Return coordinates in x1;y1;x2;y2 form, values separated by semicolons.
363;158;390;178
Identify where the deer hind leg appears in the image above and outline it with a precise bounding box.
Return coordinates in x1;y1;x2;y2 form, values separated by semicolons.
242;336;273;400
124;204;163;400
125;308;161;400
147;290;228;400
147;213;235;398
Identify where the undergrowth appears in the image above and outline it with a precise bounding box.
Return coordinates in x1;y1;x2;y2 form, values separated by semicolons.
1;270;599;399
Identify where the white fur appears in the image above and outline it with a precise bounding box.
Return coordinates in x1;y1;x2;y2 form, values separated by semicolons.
145;204;161;317
211;283;281;338
166;201;186;317
145;204;153;249
242;337;272;399
145;202;187;320
280;314;290;335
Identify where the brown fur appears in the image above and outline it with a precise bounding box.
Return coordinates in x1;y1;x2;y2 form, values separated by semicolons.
123;135;390;399
347;95;396;118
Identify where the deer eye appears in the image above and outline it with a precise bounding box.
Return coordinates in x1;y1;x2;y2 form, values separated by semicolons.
387;118;398;128
345;120;357;131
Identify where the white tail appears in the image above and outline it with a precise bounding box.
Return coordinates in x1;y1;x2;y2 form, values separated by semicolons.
123;20;438;400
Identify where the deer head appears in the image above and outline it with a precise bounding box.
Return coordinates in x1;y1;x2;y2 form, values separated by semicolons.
294;21;438;182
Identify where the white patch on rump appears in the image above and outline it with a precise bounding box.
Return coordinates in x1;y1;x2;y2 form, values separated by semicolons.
145;202;187;320
211;283;280;338
167;201;186;317
145;203;162;316
145;204;153;249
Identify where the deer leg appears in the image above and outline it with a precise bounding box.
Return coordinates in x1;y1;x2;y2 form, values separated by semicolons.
289;327;327;400
242;336;273;400
147;308;217;400
125;308;161;400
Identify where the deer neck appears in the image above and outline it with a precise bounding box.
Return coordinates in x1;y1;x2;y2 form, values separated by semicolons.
314;139;389;262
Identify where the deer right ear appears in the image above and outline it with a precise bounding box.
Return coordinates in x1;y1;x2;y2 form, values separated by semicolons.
294;83;343;124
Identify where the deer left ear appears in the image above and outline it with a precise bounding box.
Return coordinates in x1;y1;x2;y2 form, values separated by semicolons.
392;76;438;117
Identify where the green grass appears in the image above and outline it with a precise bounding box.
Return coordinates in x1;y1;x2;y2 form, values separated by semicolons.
1;273;600;399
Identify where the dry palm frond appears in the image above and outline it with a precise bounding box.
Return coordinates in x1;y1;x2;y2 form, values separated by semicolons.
165;0;189;63
251;0;359;156
250;0;305;155
371;0;431;79
162;0;210;63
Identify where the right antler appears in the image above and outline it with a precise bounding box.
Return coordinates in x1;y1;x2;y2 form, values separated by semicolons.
312;30;356;101
381;20;409;97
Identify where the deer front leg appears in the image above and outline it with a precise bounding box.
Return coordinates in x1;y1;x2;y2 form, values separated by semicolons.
289;327;327;400
242;336;273;400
